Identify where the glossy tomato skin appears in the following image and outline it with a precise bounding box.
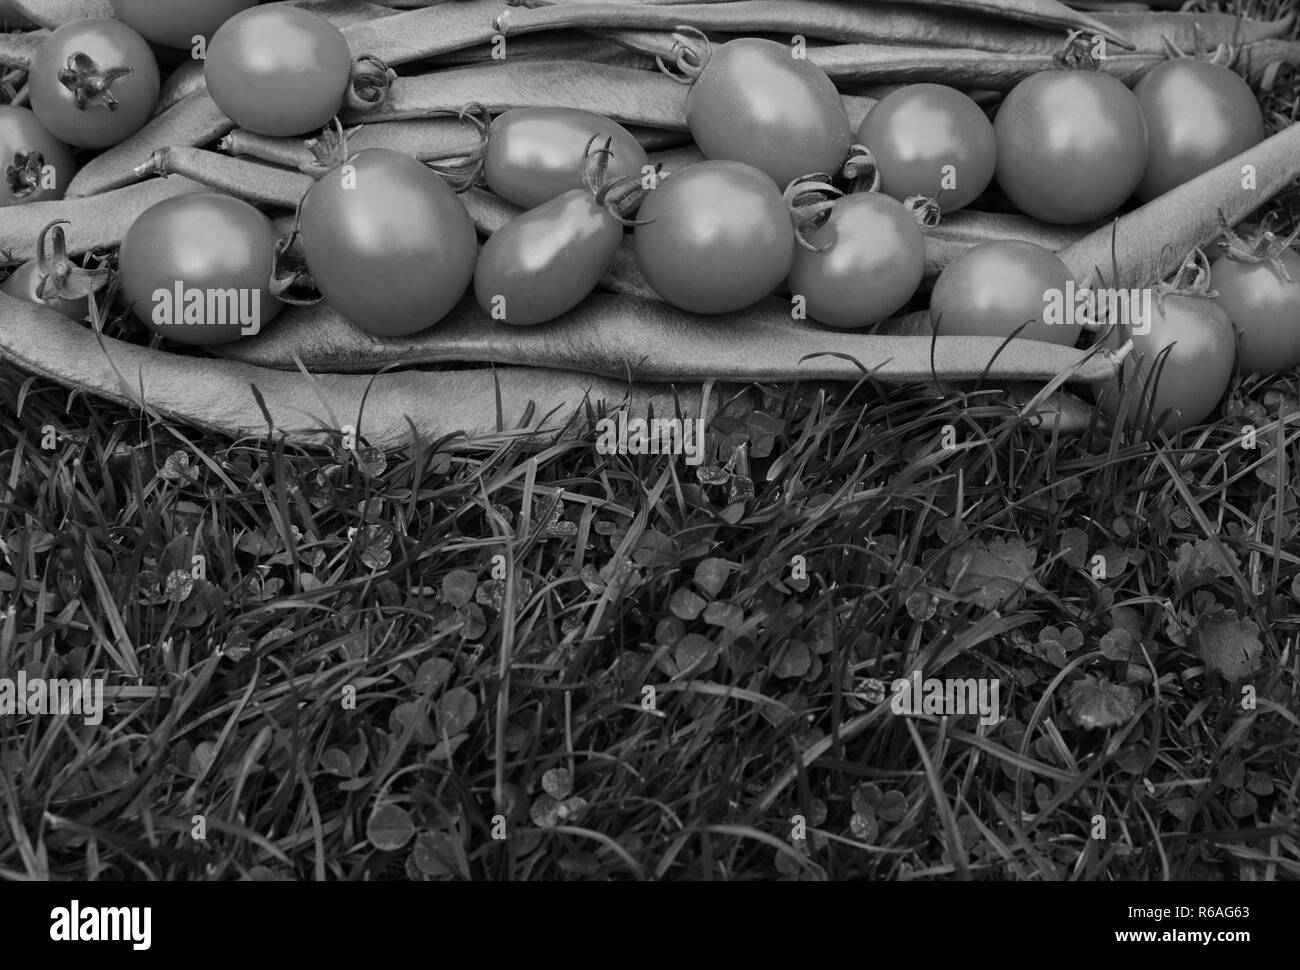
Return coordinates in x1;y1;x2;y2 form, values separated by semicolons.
109;0;256;49
1134;60;1264;202
857;84;995;214
486;108;649;210
118;193;283;346
635;160;794;314
788;192;924;329
930;240;1077;346
30;19;159;149
994;71;1148;224
0;261;89;321
206;6;352;137
1211;250;1300;374
686;38;851;190
474;189;623;326
0;106;77;206
1099;295;1235;433
301;149;477;337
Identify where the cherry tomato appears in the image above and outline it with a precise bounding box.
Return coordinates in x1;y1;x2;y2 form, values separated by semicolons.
300;149;476;337
1133;59;1265;202
475;190;623;326
109;0;257;49
684;37;851;190
1098;295;1235;433
994;71;1148;224
1212;249;1300;375
0;106;77;206
930;240;1078;346
29;19;159;149
118;193;283;346
635;160;794;314
485;108;649;210
0;261;89;322
856;84;996;214
787;192;924;329
205;6;352;137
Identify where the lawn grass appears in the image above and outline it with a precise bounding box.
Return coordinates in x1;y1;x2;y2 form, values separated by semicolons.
2;0;1300;882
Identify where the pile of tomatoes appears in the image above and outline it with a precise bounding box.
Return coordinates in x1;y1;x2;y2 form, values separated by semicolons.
2;1;1298;435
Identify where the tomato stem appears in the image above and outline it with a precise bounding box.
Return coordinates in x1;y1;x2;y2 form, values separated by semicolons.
783;174;842;253
1217;209;1300;282
840;145;880;195
5;150;45;199
34;219;109;301
655;26;711;86
347;54;396;112
56;51;133;111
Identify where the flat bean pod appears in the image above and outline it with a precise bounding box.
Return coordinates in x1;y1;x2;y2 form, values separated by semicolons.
136;147;314;209
0;291;725;450
0;176;208;265
211;291;1117;386
0;27;45;70
11;0;112;29
809;44;1160;88
510;0;1135;48
923;211;1089;278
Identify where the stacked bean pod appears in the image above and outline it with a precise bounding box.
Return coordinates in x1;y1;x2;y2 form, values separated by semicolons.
1;0;1299;442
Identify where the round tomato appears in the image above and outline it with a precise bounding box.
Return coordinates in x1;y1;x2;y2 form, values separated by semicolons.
635;160;794;314
930;240;1078;346
684;37;851;190
205;6;352;137
787;192;925;329
994;71;1148;224
300;149;476;337
0;106;77;206
1098;295;1235;433
0;261;89;322
856;84;996;214
1212;249;1300;374
109;0;256;49
118;193;283;346
475;189;623;326
1133;59;1265;202
29;19;159;149
485;108;649;210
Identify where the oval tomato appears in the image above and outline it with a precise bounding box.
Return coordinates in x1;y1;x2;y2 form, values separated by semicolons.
1098;295;1235;433
300;149;477;337
856;84;996;214
0;106;77;206
1134;60;1264;203
787;192;925;329
109;0;256;49
930;240;1078;346
635;160;794;314
118;193;283;346
1212;249;1300;374
0;261;89;321
994;71;1148;224
206;6;352;137
475;189;623;326
485;108;649;210
684;38;851;190
29;19;159;149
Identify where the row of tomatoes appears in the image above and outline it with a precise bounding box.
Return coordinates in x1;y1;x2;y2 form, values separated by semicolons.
2;4;1297;433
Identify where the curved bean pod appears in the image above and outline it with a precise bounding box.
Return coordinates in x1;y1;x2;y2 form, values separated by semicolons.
0;291;728;450
10;0;112;28
211;291;1118;387
0;176;208;265
0;27;45;70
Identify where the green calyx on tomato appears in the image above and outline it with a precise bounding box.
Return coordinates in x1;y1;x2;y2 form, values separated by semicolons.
0;106;77;206
0;220;108;321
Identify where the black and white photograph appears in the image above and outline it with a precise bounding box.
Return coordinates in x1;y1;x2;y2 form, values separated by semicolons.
0;0;1296;951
